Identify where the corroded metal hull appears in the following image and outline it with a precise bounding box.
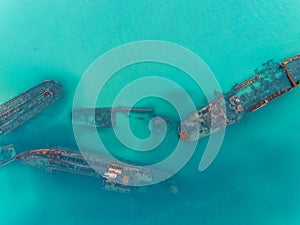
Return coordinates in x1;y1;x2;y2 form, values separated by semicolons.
0;80;62;135
16;149;153;189
179;55;300;141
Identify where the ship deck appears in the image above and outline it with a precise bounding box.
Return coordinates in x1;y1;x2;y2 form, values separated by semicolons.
72;107;155;128
179;55;300;141
16;149;153;186
0;80;62;135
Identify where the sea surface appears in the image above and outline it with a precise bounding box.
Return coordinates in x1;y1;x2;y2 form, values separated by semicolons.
1;1;300;225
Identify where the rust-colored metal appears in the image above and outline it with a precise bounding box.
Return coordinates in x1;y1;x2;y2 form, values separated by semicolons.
280;55;300;87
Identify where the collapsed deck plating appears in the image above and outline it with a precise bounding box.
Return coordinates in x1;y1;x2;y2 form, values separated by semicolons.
0;80;62;135
16;149;154;192
179;55;300;141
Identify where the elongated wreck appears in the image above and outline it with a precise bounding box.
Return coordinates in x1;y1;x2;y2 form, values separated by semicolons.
179;55;300;141
0;80;62;135
16;149;153;193
0;144;16;167
72;107;155;128
72;107;178;133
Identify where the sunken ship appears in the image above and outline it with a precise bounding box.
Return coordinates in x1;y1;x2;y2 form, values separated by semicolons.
0;80;62;135
16;149;153;193
179;55;300;141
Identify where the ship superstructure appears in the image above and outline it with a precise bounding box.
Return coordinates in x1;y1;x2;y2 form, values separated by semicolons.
179;55;300;141
0;80;62;135
16;149;153;193
0;144;16;167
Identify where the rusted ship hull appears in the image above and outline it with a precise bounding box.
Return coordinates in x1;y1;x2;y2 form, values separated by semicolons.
16;149;153;192
179;55;300;141
0;80;62;135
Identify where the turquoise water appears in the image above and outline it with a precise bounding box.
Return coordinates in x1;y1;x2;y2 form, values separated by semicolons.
1;0;300;224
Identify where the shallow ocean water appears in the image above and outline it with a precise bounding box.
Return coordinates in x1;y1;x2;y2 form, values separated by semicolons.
1;1;300;225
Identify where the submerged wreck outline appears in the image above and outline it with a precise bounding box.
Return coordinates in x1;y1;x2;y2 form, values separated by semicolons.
0;80;62;135
179;55;300;141
1;54;299;193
